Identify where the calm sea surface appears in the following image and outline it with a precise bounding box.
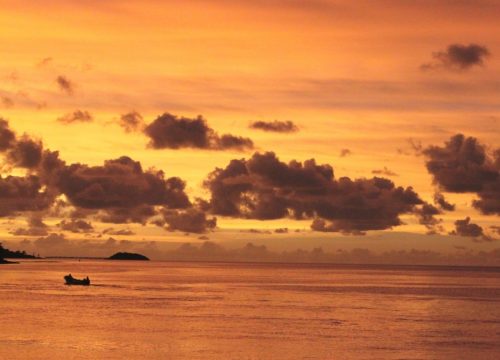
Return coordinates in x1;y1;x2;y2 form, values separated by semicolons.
1;260;499;359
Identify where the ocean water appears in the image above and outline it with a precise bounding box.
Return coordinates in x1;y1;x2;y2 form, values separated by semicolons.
1;260;499;359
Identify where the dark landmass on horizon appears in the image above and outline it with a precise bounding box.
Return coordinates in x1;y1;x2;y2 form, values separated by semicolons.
108;252;150;261
0;243;38;260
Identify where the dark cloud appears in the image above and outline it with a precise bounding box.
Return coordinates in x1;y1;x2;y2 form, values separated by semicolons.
119;111;144;132
102;228;135;236
433;192;455;211
159;208;217;233
0;118;213;233
372;167;398;177
10;215;49;237
57;110;93;124
240;229;272;234
216;134;254;151
421;43;491;71
99;205;156;225
0;119;44;169
204;152;423;234
249;120;298;133
423;134;499;215
57;219;94;233
339;148;351;157
56;75;75;95
53;157;191;222
144;113;254;151
0;119;16;151
415;203;443;233
0;175;53;216
6;136;43;169
450;217;484;238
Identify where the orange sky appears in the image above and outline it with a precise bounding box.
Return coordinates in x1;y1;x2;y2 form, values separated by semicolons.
0;0;499;257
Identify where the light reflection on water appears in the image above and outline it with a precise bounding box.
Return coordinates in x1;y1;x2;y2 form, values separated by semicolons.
1;260;499;359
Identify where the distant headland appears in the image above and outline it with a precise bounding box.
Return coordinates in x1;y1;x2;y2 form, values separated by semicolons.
107;252;150;261
0;243;37;264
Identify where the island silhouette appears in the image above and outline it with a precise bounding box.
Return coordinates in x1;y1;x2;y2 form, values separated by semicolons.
107;252;150;261
0;243;37;264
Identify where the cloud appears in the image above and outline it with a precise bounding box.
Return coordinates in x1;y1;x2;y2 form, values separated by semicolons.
414;203;443;233
339;148;351;157
0;119;17;151
0;119;43;169
119;111;144;132
423;134;499;215
371;167;398;177
450;217;485;238
52;156;191;223
433;192;455;211
204;152;424;234
6;136;43;169
159;208;217;233
10;215;49;236
56;75;75;95
57;219;94;233
249;120;298;133
102;228;135;236
0;175;53;216
144;113;254;151
0;118;218;234
421;43;491;71
34;233;69;248
57;110;93;124
36;57;53;68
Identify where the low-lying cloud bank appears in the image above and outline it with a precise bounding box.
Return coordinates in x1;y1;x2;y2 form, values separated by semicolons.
5;238;500;267
204;151;436;234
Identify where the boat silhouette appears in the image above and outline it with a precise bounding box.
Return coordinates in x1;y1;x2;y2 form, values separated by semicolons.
64;274;90;286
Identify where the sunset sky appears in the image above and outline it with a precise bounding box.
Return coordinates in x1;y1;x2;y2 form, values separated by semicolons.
1;0;499;259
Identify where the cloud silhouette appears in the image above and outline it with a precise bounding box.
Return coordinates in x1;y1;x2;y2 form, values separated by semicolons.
415;203;443;233
119;111;144;132
421;43;490;71
144;113;254;151
423;134;499;215
372;167;398;177
57;110;93;124
10;215;49;236
58;219;94;233
56;75;75;95
204;152;424;233
50;156;191;225
0;118;220;232
339;149;351;157
450;217;485;240
249;120;298;133
433;192;455;211
159;208;217;233
0;119;16;151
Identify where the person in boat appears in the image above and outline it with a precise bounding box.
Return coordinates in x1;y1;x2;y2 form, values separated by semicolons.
64;273;90;285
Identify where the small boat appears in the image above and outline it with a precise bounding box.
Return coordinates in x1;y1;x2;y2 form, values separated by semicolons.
64;274;90;286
